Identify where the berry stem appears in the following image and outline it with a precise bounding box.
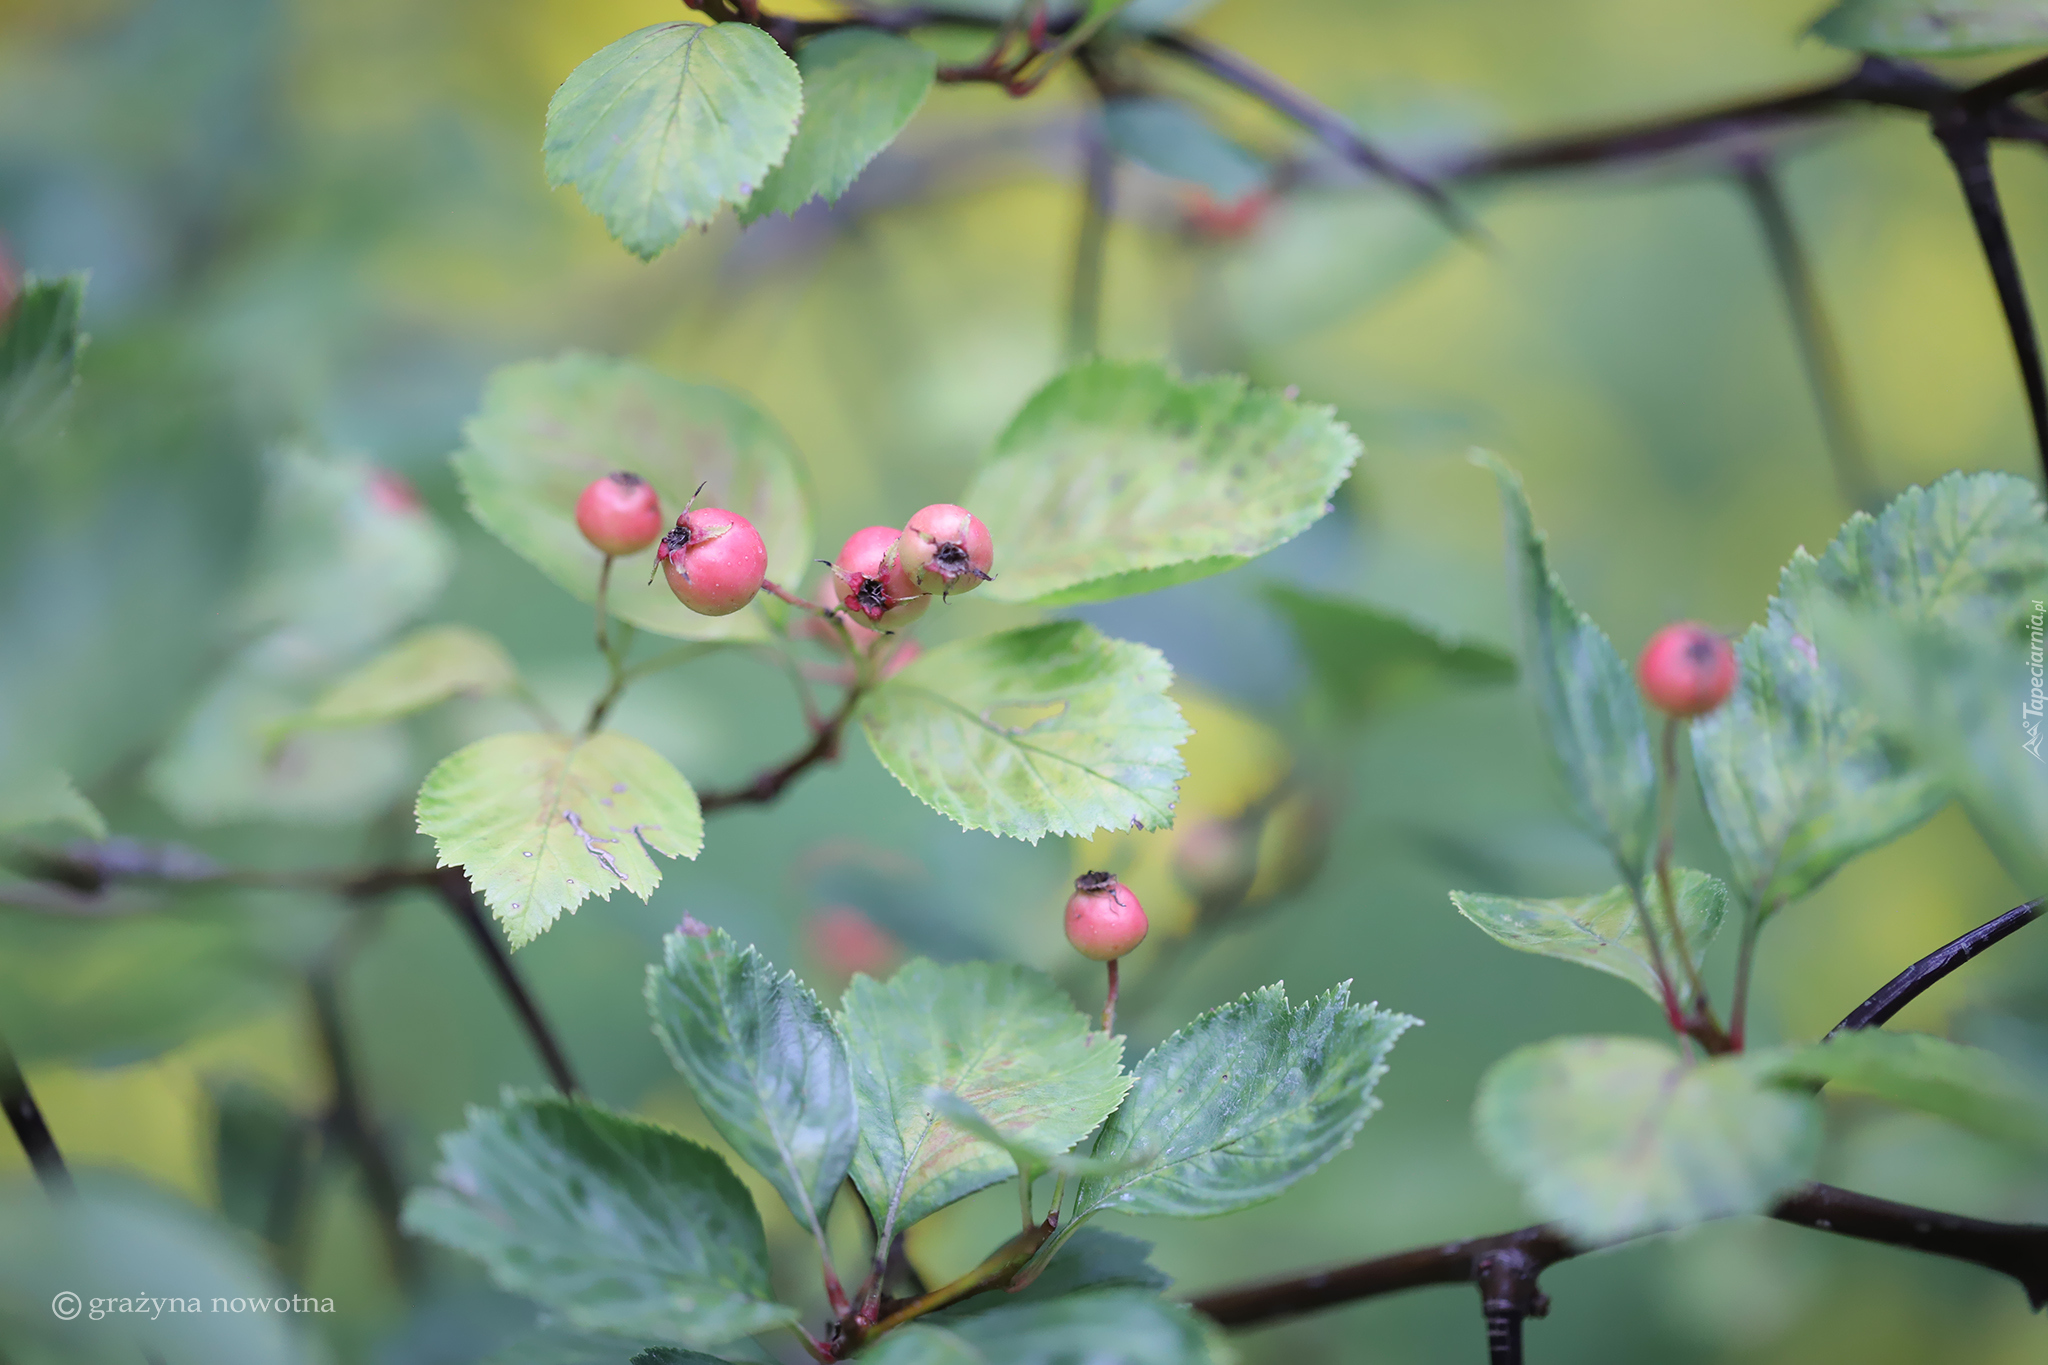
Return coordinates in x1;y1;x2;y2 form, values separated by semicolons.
758;576;813;610
1622;877;1685;1034
1018;1168;1035;1231
1729;898;1767;1050
585;553;642;734
1102;957;1120;1034
593;554;615;657
1654;716;1713;1015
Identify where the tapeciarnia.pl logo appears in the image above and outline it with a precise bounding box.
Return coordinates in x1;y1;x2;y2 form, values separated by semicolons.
2026;599;2045;762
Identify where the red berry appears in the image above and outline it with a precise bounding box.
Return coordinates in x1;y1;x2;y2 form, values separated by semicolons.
1636;622;1738;717
576;472;665;557
367;468;422;516
807;905;900;979
835;525;928;629
896;504;994;599
1064;871;1148;962
659;507;767;616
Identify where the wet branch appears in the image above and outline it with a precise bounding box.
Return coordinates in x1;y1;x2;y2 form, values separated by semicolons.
1187;895;2048;1338
698;684;866;813
0;1033;71;1195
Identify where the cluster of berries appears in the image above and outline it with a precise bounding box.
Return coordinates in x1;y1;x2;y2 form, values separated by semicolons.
573;472;994;632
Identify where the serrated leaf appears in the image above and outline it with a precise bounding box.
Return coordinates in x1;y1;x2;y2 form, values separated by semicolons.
1694;473;2048;911
1477;452;1657;874
1761;1030;2048;1155
1103;97;1265;201
404;1096;796;1349
1263;584;1515;722
741;29;935;223
1070;982;1416;1224
284;624;519;732
925;1090;1153;1180
454;353;811;644
1451;869;1727;1009
0;767;107;840
646;925;858;1240
859;1290;1226;1365
839;959;1130;1237
417;731;703;948
1812;0;2048;55
544;22;802;258
967;361;1360;605
859;622;1190;842
0;274;86;442
1475;1036;1821;1244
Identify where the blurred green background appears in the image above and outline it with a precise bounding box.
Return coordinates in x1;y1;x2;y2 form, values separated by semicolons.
3;0;2047;1361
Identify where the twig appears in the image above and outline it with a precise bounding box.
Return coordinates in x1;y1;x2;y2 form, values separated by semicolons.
430;869;583;1095
1933;113;2048;485
1066;113;1114;362
1827;897;2044;1038
306;960;420;1288
0;1033;71;1195
1146;31;1473;237
698;685;866;813
1188;894;2048;1333
1733;154;1880;510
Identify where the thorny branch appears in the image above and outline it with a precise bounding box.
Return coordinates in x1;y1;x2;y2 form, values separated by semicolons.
1187;896;2048;1342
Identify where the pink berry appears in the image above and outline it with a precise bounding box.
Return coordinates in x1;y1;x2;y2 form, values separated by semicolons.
835;525;928;629
897;504;994;599
367;468;422;516
1636;622;1738;717
576;472;665;557
1064;871;1148;962
807;905;900;979
659;507;767;616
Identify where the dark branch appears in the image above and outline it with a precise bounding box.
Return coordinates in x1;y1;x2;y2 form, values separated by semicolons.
1190;894;2048;1332
1933;117;2048;485
1733;155;1880;510
430;869;583;1096
699;685;865;813
306;961;420;1288
0;1034;71;1195
1964;54;2048;110
1828;897;2045;1038
1146;31;1473;237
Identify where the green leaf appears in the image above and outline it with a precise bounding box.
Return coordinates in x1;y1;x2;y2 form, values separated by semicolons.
645;925;858;1240
416;731;703;948
741;29;935;223
1103;97;1265;201
1219;190;1460;348
1477;452;1657;874
1263;584;1515;722
404;1095;796;1349
1070;982;1416;1223
1812;0;2048;55
283;624;519;732
937;1228;1168;1320
0;767;107;840
1693;472;2048;910
454;353;812;644
0;274;86;443
1450;869;1729;1009
967;360;1361;605
1475;1036;1822;1244
859;1290;1227;1365
1761;1030;2048;1155
839;959;1130;1236
1114;0;1224;31
859;621;1190;842
924;1090;1153;1180
206;1079;312;1246
632;1350;744;1365
544;22;803;258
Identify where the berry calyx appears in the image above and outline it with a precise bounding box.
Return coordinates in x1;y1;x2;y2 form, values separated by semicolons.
575;472;665;557
896;504;994;600
1064;871;1148;962
659;507;767;616
1636;622;1738;717
834;525;929;629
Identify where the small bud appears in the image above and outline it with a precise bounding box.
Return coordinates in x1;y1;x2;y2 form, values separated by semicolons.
575;471;665;556
1636;622;1738;717
661;507;768;616
1064;871;1148;962
896;504;994;600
